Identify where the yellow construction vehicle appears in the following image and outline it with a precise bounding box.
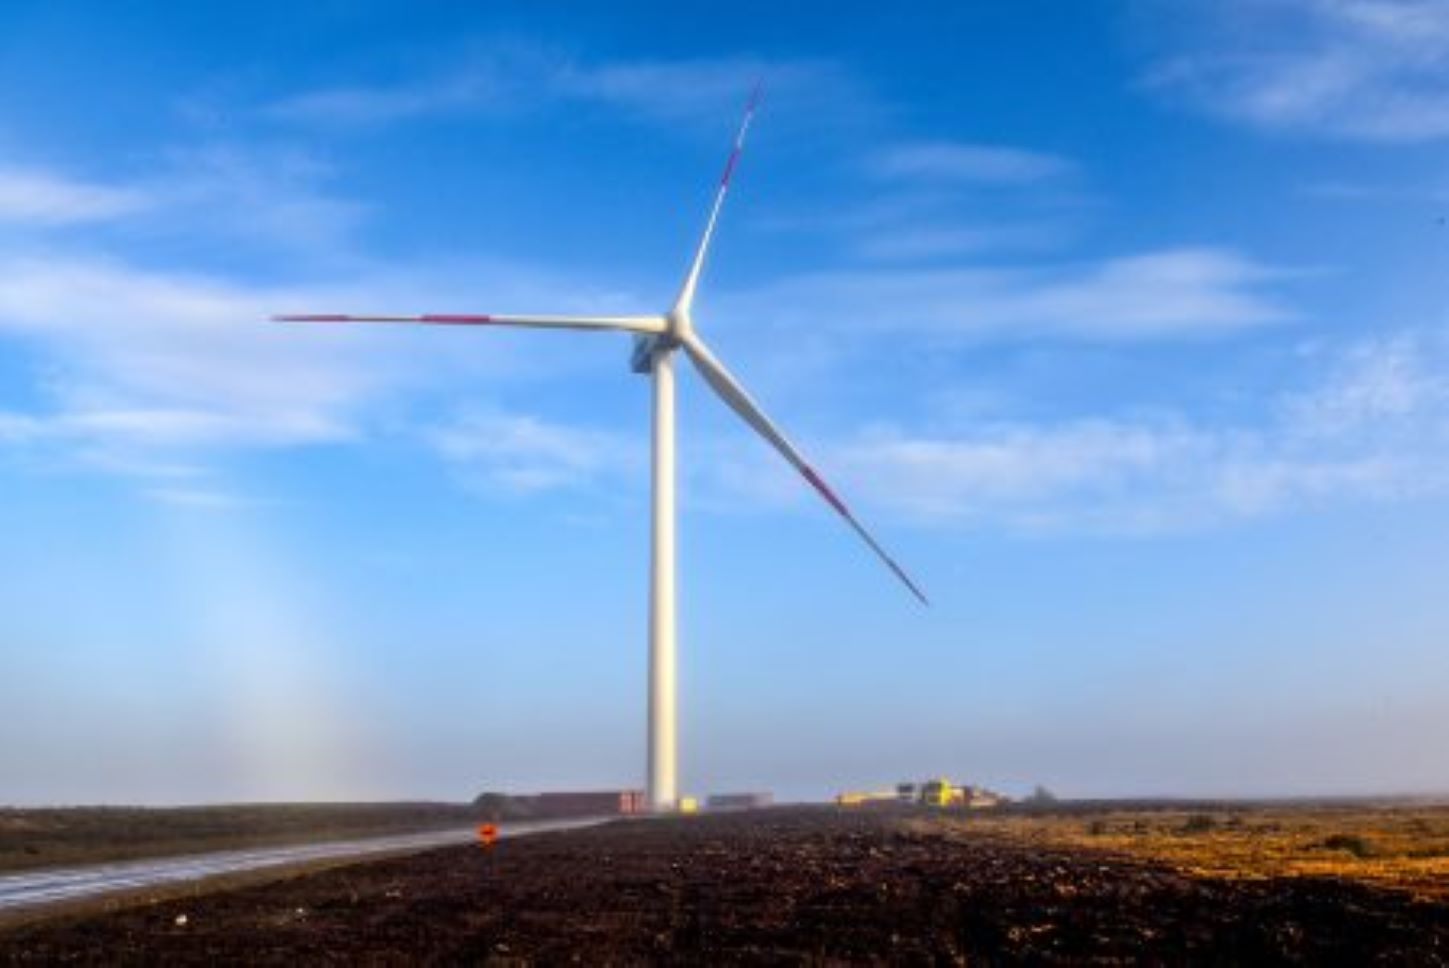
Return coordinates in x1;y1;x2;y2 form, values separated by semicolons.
920;777;952;807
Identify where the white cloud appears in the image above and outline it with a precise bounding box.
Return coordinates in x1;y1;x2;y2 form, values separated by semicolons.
852;223;1070;262
0;148;368;266
378;325;1449;533
832;423;1423;531
1142;0;1449;141
757;168;1084;264
1320;0;1449;46
0;249;649;487
720;247;1288;341
838;421;1201;515
144;486;254;510
0;411;43;442
553;56;855;124
427;409;640;494
871;142;1075;185
823;327;1449;531
264;49;850;129
265;72;500;127
1297;178;1449;202
14;407;351;449
0;167;150;224
0;244;1428;536
146;145;370;258
0;256;390;429
1284;330;1447;435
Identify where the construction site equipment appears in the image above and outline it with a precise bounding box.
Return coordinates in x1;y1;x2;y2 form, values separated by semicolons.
920;778;953;807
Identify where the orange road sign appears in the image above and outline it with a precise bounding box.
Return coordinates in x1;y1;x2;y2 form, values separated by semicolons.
477;822;498;847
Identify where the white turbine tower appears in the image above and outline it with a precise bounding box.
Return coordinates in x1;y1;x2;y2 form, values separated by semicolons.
275;87;927;812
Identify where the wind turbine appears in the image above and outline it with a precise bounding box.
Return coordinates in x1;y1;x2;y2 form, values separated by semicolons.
274;86;927;812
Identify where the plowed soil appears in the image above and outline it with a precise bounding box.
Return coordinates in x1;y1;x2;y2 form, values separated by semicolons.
4;807;1447;964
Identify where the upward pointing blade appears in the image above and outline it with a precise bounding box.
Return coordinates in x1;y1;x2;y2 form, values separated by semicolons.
673;82;762;314
680;333;928;605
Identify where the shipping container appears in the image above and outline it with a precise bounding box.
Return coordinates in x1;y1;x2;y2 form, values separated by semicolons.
523;790;646;818
705;792;773;810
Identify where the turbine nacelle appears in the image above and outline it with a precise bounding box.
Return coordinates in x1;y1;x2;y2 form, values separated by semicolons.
666;306;693;337
630;310;691;374
629;333;662;374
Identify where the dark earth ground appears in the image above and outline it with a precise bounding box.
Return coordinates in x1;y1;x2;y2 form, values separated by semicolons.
3;806;1447;964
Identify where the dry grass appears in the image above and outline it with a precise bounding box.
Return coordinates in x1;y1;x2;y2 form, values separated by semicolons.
0;803;479;874
910;804;1449;899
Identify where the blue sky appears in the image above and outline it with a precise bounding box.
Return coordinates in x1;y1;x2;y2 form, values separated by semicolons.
2;0;1448;805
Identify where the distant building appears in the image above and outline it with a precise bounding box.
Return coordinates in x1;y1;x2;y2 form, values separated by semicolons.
835;790;896;806
961;785;1007;808
527;790;646;817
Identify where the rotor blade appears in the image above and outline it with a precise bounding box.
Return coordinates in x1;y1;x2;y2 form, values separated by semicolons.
272;313;666;334
673;82;762;313
681;333;928;605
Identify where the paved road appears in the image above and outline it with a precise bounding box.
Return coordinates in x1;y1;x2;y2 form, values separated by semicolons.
0;817;607;915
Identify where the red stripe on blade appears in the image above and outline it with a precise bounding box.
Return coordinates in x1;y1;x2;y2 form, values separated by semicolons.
720;148;741;187
803;464;930;604
801;465;849;518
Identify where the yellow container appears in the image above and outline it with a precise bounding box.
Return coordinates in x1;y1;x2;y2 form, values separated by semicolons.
678;796;699;814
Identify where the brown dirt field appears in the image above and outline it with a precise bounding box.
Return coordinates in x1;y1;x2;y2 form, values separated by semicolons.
3;806;1448;964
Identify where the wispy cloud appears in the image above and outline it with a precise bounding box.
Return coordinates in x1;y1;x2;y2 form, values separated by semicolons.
825;327;1449;531
438;326;1449;534
0;248;648;489
1;406;351;450
0;256;390;434
762;145;1086;263
0;132;658;502
343;322;1449;535
147;145;370;258
0;411;46;448
1141;0;1449;141
144;486;256;510
264;48;852;129
833;421;1422;531
426;409;640;494
871;142;1076;185
265;71;501;127
0;166;151;224
720;247;1289;342
552;56;848;123
1299;177;1449;204
851;223;1074;262
0;147;369;267
1282;328;1448;435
